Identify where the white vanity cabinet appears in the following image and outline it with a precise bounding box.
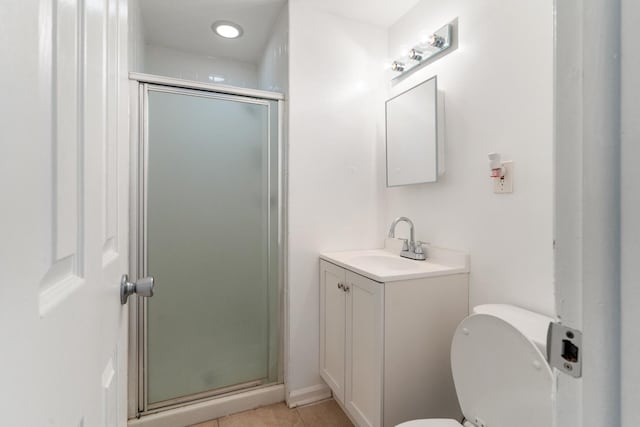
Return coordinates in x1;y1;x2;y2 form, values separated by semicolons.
320;260;384;427
319;252;469;427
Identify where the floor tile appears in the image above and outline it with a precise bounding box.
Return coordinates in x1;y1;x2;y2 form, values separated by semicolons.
297;399;354;427
188;420;218;427
218;403;304;427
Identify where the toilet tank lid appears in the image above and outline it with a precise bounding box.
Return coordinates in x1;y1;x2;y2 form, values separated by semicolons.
472;304;554;356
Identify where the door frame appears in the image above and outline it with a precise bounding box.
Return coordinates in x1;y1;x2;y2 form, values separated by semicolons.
553;0;624;425
620;1;640;425
126;73;287;419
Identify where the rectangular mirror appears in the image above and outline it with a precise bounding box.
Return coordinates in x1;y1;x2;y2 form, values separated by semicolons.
386;75;440;187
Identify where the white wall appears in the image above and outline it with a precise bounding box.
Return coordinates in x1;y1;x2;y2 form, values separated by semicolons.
287;0;387;397
144;44;259;88
129;0;146;71
384;0;555;316
258;4;288;93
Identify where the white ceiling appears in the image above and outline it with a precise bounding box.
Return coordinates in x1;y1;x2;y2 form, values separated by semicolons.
139;0;287;64
314;0;421;27
139;0;421;64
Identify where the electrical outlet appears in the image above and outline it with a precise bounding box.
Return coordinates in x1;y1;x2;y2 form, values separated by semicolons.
493;161;513;193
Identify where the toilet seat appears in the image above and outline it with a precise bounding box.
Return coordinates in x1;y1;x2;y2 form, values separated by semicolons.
396;419;462;427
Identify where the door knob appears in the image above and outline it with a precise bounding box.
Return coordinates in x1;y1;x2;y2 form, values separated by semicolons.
121;274;155;305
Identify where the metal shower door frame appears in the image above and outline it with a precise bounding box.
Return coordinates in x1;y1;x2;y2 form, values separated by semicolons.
127;73;286;418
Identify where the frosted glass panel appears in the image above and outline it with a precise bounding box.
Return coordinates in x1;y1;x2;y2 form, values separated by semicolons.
146;88;279;404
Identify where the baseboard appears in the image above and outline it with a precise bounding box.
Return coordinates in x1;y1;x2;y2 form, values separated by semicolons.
286;383;332;408
128;384;285;427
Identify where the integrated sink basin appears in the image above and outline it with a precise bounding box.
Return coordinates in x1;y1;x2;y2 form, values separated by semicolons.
320;245;469;283
350;254;418;271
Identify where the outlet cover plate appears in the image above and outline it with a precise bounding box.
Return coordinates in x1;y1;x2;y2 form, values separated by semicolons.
493;161;513;193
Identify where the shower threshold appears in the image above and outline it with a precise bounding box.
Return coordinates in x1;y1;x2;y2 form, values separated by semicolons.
129;383;285;427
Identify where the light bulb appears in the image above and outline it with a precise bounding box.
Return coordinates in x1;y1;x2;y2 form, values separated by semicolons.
211;21;243;39
391;61;405;72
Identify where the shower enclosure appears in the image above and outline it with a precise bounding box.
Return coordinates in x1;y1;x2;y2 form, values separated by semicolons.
128;74;285;420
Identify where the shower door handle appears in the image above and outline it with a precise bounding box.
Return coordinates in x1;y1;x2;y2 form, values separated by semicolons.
120;274;155;304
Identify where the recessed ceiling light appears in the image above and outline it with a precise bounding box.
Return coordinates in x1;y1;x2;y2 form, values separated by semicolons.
211;21;243;39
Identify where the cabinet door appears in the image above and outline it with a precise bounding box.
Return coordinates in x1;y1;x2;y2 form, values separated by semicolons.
345;271;384;427
319;260;347;402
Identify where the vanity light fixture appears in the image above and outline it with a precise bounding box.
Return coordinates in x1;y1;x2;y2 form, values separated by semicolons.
211;21;244;39
390;23;452;78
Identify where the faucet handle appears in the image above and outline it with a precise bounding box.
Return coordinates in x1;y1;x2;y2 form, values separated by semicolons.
414;241;429;254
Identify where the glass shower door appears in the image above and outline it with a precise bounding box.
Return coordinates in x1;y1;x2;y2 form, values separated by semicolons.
142;85;281;408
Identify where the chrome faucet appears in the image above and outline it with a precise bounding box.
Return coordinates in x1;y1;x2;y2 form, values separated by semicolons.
388;217;427;261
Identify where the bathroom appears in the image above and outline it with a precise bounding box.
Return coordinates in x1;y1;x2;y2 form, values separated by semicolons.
0;0;636;426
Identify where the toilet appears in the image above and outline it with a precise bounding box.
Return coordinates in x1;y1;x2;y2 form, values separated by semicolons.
397;304;554;427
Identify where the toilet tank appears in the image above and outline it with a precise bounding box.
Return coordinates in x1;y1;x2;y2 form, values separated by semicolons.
472;304;553;357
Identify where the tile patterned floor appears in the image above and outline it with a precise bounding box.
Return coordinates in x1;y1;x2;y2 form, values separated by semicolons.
189;399;353;427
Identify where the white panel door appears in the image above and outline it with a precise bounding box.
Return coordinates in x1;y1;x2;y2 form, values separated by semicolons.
0;0;130;425
345;271;383;427
319;261;347;403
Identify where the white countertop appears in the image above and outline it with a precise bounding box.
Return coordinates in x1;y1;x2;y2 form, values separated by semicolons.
320;241;469;283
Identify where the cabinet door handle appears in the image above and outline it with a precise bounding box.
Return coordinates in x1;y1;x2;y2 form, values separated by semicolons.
344;284;350;293
337;282;344;290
